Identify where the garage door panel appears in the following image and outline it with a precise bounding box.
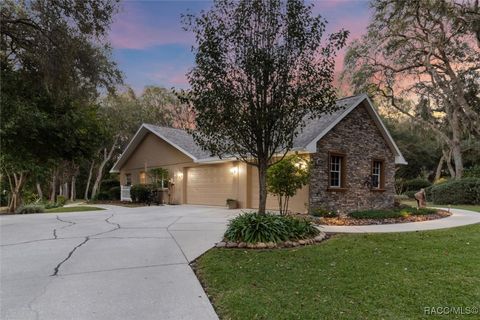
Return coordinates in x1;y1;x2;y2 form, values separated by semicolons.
186;164;233;206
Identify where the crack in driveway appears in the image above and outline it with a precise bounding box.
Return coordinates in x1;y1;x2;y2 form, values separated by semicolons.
50;213;121;276
53;215;76;240
50;237;90;276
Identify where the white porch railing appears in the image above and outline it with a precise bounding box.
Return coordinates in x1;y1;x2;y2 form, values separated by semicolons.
121;185;132;202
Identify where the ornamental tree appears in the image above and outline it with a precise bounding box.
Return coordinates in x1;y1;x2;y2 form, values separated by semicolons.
182;0;347;213
266;155;310;215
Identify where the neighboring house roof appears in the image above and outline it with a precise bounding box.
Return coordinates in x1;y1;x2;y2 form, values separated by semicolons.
110;93;406;173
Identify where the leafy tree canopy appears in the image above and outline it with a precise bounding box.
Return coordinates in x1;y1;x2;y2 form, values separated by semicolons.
1;0;122;101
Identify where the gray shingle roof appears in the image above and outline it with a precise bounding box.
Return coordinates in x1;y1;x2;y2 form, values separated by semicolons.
292;94;366;149
144;93;366;158
111;93;406;173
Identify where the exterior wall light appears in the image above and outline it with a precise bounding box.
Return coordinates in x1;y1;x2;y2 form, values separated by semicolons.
176;171;183;179
230;166;239;174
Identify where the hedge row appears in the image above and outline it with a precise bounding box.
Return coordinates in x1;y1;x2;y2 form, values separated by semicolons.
428;178;480;205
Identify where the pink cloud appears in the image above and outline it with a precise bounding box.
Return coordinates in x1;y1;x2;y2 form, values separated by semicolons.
312;0;363;10
148;68;190;88
109;5;193;49
170;73;189;86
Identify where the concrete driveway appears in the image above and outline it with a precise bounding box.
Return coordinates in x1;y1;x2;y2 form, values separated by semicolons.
1;205;241;320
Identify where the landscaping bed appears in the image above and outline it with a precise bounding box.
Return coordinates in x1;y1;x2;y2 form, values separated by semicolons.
219;212;326;249
305;207;451;226
88;200;147;207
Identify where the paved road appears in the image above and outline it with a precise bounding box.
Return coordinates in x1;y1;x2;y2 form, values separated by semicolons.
1;205;241;320
318;208;480;233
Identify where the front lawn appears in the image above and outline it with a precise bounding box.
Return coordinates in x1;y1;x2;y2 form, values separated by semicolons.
401;200;480;213
46;206;105;213
196;224;480;319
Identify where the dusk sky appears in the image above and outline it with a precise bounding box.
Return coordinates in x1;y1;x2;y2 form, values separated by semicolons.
109;0;372;92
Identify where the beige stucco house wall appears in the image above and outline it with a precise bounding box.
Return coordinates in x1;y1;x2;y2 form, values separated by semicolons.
118;132;309;212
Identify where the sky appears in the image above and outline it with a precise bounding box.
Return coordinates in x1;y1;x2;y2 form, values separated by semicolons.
109;0;372;92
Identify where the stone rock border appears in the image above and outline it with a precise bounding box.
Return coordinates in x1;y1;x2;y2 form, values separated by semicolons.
215;232;327;249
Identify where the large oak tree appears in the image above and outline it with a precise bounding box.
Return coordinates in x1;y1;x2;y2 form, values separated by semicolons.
342;0;480;179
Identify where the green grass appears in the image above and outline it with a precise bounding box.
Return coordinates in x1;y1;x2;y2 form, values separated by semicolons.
401;200;480;213
196;225;480;320
46;206;105;213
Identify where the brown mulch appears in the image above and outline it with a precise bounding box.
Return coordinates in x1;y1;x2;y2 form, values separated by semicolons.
298;210;451;226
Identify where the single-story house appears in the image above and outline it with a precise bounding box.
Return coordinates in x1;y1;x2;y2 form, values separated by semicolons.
110;93;406;214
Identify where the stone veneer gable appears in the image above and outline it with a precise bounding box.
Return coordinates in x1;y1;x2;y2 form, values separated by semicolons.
309;102;396;215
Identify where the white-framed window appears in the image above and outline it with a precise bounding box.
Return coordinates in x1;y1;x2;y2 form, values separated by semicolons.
329;155;344;188
125;173;132;186
372;160;383;189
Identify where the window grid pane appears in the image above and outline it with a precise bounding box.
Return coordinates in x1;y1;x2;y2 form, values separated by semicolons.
372;161;382;188
330;155;342;187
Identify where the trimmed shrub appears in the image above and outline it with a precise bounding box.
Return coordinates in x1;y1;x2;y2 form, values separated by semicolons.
43;201;60;209
286;218;319;240
15;204;45;214
464;165;480;178
311;208;337;218
56;195;67;206
403;178;432;192
402;190;417;199
224;212;319;244
130;184;154;203
108;186;121;200
429;178;480;205
95;191;111;201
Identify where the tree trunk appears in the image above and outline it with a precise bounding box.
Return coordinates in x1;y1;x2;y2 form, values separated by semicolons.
36;181;43;200
84;160;95;200
434;154;445;182
91;137;119;198
284;196;290;215
450;108;464;179
451;142;463;179
257;160;268;215
70;176;76;201
50;168;57;202
63;182;69;199
443;149;456;178
70;162;79;202
278;195;283;215
8;172;28;212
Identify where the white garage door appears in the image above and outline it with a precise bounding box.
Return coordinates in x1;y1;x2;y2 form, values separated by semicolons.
186;164;234;206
